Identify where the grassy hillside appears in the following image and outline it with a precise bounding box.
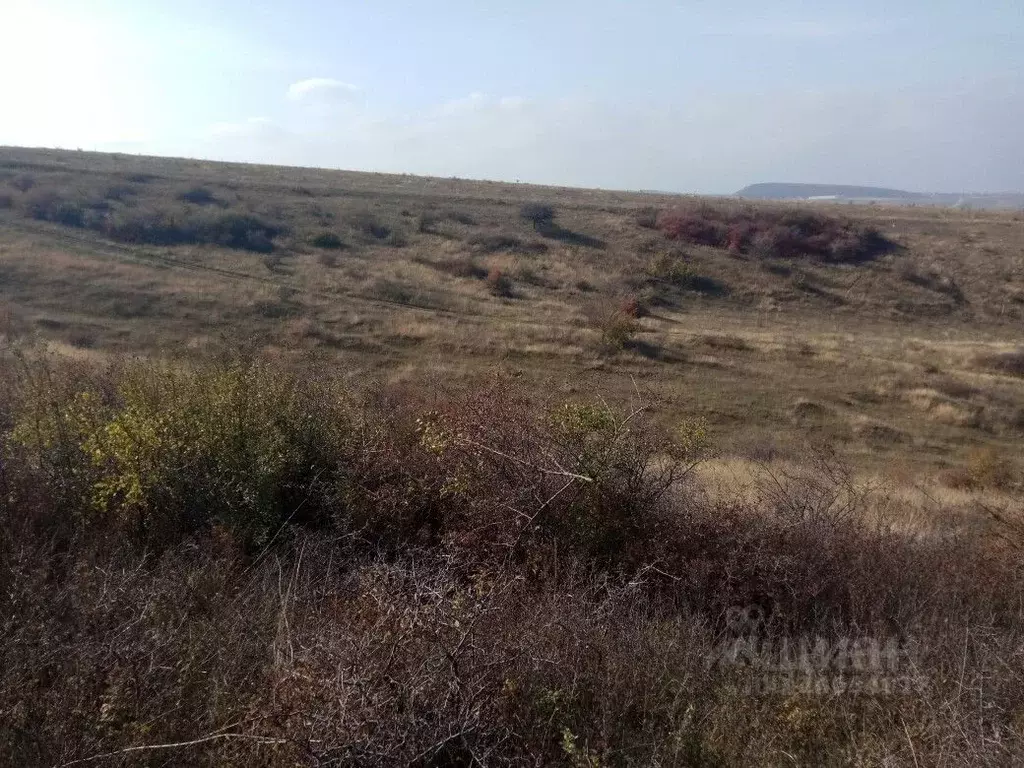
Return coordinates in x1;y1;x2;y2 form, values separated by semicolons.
1;147;1023;765
1;146;1022;477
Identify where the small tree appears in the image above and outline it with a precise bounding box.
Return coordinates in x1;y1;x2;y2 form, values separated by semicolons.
520;203;555;231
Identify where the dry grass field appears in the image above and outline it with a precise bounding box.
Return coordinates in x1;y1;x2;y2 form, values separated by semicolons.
2;146;1022;482
2;146;1023;765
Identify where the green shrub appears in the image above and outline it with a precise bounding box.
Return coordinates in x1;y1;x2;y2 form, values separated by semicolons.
310;231;345;249
9;358;350;549
646;252;694;286
584;302;639;353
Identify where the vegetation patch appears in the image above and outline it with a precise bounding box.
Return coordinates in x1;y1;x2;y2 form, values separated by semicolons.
14;186;284;253
468;232;548;255
485;266;513;297
976;349;1024;377
309;231;346;249
584;301;640;353
654;203;896;263
2;353;1023;765
177;185;219;205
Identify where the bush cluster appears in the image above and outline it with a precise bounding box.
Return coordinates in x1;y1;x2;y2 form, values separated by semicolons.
2;353;1022;765
17;187;282;252
654;203;894;263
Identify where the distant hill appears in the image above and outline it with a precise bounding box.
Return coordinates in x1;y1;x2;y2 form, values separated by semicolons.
736;183;1024;210
736;183;923;200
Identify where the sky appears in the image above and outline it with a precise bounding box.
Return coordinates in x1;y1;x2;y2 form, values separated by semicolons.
1;0;1022;194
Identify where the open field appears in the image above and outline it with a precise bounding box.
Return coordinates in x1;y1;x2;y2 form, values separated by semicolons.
1;146;1022;480
2;146;1024;765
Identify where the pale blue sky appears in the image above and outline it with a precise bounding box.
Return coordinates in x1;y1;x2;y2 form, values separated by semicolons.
2;0;1021;192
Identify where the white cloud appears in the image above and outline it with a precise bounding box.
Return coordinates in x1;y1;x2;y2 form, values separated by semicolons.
287;78;360;102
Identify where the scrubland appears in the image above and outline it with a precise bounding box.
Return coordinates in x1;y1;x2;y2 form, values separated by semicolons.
1;147;1023;765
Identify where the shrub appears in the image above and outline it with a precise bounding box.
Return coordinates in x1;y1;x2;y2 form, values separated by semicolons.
899;266;965;303
966;447;1017;490
349;210;392;240
122;172;158;183
976;349;1024;377
750;224;799;258
585;302;640;353
634;206;659;229
486;266;513;297
177;185;218;205
417;212;441;233
656;210;728;246
443;209;477;225
16;189;282;253
198;212;280;252
310;231;345;249
21;189;86;226
8;357;350;550
618;294;644;318
101;207;196;246
3;355;1024;766
468;232;548;255
371;278;414;304
8;173;35;192
516;264;549;287
428;254;487;279
385;228;408;247
653;203;895;263
0;192;12;209
520;202;556;230
646;252;694;285
103;183;138;202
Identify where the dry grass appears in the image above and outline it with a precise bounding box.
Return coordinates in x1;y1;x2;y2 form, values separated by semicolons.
3;147;1021;482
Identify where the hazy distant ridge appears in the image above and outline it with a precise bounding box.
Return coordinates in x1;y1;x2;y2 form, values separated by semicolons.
736;183;1024;209
736;183;923;200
